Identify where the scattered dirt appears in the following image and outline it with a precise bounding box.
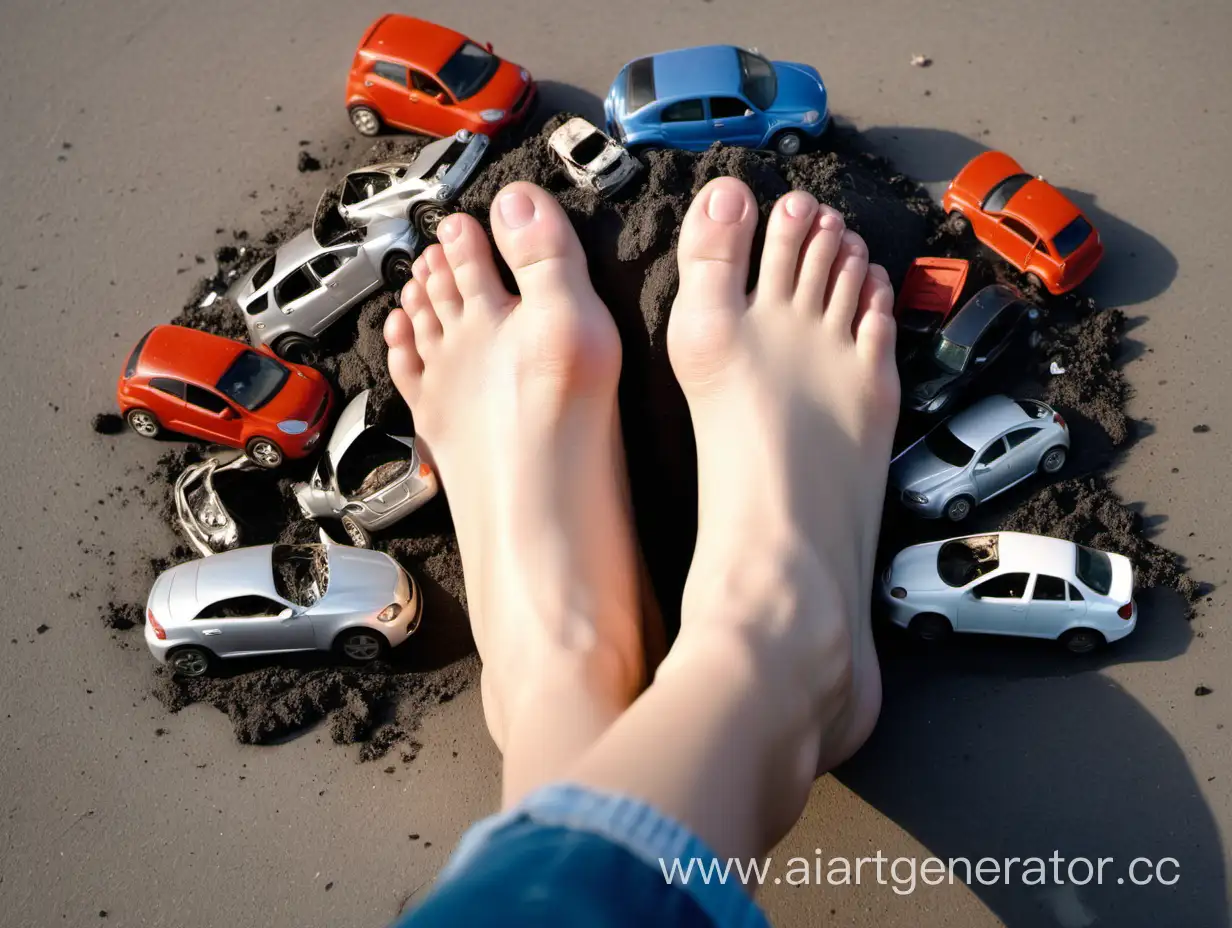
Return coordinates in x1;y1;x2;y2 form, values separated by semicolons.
95;113;1201;760
297;151;322;173
91;413;124;435
1196;685;1213;696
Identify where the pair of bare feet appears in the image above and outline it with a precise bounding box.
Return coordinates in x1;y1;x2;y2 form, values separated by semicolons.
384;177;900;861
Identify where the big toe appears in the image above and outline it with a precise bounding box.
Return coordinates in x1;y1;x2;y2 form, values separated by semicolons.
490;182;595;308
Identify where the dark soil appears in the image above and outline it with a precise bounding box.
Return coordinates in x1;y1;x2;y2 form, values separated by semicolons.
91;412;124;435
95;113;1200;760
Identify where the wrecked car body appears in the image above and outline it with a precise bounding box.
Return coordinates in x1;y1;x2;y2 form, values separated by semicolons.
548;117;640;196
174;452;256;557
294;390;439;548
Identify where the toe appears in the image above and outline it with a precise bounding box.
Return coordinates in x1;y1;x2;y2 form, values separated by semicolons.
675;177;757;310
401;279;443;352
754;191;818;307
820;230;869;339
855;264;898;365
437;212;513;316
794;206;846;313
489;182;595;306
384;307;423;402
422;244;464;320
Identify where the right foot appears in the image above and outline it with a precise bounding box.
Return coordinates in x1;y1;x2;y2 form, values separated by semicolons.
383;183;644;804
666;179;900;784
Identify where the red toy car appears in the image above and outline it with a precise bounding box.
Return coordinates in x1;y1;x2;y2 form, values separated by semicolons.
894;257;970;337
346;15;536;139
117;325;334;468
942;151;1103;295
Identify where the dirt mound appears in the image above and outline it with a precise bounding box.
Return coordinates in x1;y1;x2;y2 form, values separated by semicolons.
96;115;1199;760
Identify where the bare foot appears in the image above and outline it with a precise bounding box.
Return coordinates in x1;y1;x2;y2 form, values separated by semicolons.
383;182;643;805
666;179;899;784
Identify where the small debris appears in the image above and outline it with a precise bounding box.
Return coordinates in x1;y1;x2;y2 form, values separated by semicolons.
1193;424;1211;434
383;766;396;774
1049;360;1067;375
910;54;932;68
199;290;219;309
99;911;107;918
1196;685;1213;696
91;413;124;435
297;151;322;173
35;624;49;634
325;882;334;892
154;727;168;736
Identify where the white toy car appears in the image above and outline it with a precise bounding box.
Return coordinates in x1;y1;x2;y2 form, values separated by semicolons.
881;531;1136;654
548;117;640;196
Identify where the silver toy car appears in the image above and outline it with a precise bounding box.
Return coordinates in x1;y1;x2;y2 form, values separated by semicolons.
174;451;255;557
231;219;416;360
548;117;640;196
890;395;1070;521
338;129;488;238
145;543;421;677
293;390;439;548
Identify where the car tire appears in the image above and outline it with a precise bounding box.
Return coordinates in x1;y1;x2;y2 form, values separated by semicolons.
1060;628;1105;655
334;628;389;664
412;203;449;242
382;251;413;288
945;495;975;522
1039;446;1067;474
948;211;970;235
340;514;372;549
349;106;382;138
168;645;212;678
125;408;161;439
909;613;953;643
774;130;804;157
273;333;317;364
245;436;284;469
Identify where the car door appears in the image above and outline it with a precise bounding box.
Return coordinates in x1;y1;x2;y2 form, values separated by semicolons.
657;99;711;150
408;69;458;138
182;384;245;446
365;60;418;131
146;376;189;431
998;426;1045;492
274;263;332;334
191;594;315;657
1028;237;1061;284
993;216;1038;270
971;437;1009;501
310;248;368;322
1025;574;1084;638
707;96;763;147
958;571;1031;634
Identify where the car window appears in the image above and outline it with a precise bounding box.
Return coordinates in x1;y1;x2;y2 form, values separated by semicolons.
410;69;446;96
1033;574;1067;601
342;172;393;206
1075;545;1113;595
737;49;777;111
272;544;329;608
1068;582;1085;602
149;377;186;399
245;292;269;316
194;595;285;620
372;60;408;86
932;336;970;374
1006;426;1042;448
937;535;1000;586
1014;399;1049;419
626;57;657;111
1000;216;1037;244
215;351;290;412
978;439;1007;465
924;425;975;467
661;99;705;123
185;384;230;415
972;572;1030;600
982;173;1032;212
275;266;320;306
570;131;609;165
974;309;1015;357
437;41;499;100
251;257;275;290
710;96;751;119
1052;216;1094;258
310;254;343;279
125;329;153;378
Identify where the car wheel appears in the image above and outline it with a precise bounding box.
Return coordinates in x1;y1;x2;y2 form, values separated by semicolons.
909;613;953;643
948;211;970;235
945;495;974;522
125;408;161;439
382;251;413;288
774;131;804;157
245;437;284;469
168;646;212;678
1060;628;1105;655
340;514;372;549
273;333;317;364
349;106;382;137
1040;446;1067;474
412;204;449;241
334;628;388;664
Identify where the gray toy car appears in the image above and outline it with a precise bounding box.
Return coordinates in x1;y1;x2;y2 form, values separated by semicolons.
890;394;1070;521
144;543;422;677
548;117;640;196
231;219;416;360
293;390;439;548
337;129;488;238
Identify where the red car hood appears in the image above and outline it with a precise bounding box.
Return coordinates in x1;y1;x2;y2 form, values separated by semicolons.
462;59;527;113
952;150;1025;202
257;365;328;424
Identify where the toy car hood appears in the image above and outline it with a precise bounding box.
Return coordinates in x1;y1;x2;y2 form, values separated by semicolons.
888;543;950;592
766;61;826;115
459;57;528;111
889;443;955;495
257;364;331;425
324;389;378;459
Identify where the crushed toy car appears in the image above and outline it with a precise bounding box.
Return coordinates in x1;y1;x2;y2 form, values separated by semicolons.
294;390;439;548
338;129;488;238
548;117;640;196
174;451;256;557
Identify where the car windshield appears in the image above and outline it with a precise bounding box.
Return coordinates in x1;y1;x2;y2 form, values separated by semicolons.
1052;216;1094;257
1075;545;1113;595
438;41;499;100
343;171;393;206
251;257;275;290
215;350;290;411
932;336;970;374
925;425;976;467
937;535;1000;587
272;544;329;608
737;49;777;110
571;131;608;164
982;173;1032;212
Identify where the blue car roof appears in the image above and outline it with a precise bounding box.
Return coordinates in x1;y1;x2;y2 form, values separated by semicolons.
652;45;742;101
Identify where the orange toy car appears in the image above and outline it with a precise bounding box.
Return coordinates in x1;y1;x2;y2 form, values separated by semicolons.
346;15;536;139
117;325;334;468
942;151;1103;295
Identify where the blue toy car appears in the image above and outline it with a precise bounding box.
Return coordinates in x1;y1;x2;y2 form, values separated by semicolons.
604;45;829;157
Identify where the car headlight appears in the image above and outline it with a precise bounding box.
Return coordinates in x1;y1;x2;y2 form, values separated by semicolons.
803;110;820;124
519;68;530;82
455;129;473;142
480;109;506;123
277;419;308;435
376;604;402;623
904;491;928;505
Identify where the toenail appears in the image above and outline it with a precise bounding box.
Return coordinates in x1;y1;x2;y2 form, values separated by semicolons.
496;189;536;229
784;192;815;219
841;230;866;256
705;185;746;224
819;211;845;232
437;215;461;244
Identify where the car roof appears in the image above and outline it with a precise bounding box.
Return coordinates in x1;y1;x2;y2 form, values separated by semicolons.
360;14;466;72
953;150;1025;200
944;395;1034;447
920;531;1078;574
164;545;279;622
941;284;1022;346
1002;179;1083;240
136;325;246;380
275;228;328;274
651;45;742;101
